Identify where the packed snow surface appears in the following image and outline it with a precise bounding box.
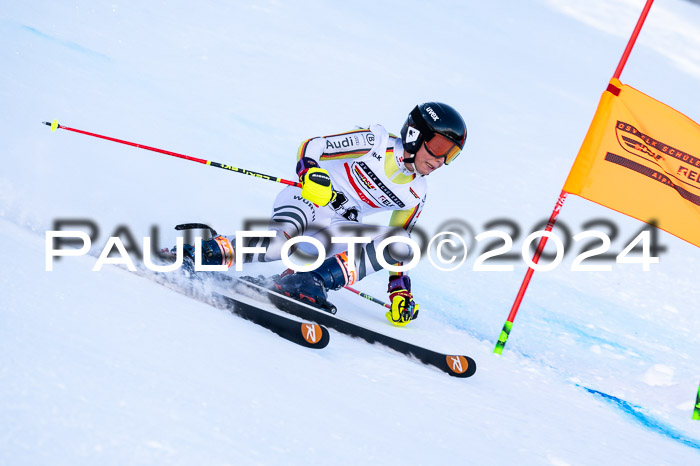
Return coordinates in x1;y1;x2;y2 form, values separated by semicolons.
2;0;700;464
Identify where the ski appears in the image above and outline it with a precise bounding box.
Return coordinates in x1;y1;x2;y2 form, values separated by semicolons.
137;267;330;350
229;275;476;378
211;292;330;349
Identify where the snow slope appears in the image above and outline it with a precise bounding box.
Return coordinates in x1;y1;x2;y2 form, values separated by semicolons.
2;0;700;464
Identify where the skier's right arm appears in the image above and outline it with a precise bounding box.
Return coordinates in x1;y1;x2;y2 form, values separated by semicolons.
297;129;372;162
297;136;325;161
295;130;371;206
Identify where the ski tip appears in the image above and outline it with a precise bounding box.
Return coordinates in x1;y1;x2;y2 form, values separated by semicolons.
300;322;330;349
445;355;477;378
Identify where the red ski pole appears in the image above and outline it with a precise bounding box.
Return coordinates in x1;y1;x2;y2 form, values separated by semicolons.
344;286;391;310
43;119;302;188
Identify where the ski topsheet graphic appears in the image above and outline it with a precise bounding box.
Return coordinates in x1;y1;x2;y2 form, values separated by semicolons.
136;264;330;350
212;292;329;349
135;263;474;376
233;276;476;378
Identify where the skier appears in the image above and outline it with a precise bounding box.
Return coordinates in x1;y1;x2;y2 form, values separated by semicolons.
180;102;467;326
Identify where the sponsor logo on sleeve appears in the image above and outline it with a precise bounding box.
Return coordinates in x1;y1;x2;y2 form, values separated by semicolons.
326;137;357;151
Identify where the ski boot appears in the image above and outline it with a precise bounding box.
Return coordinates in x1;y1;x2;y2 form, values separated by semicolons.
271;253;352;314
164;236;234;276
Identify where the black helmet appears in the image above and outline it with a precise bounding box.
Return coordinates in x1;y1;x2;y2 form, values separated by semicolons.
400;102;467;164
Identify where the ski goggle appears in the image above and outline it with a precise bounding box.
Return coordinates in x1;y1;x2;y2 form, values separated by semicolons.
423;133;462;165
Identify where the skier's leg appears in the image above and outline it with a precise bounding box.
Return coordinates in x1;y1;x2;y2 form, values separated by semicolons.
320;222;415;282
272;222;416;311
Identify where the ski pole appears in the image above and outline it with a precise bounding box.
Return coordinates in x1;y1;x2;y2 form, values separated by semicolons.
42;120;302;188
344;286;391;310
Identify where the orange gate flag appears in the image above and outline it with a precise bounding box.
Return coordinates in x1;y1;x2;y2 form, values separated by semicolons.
563;78;700;248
